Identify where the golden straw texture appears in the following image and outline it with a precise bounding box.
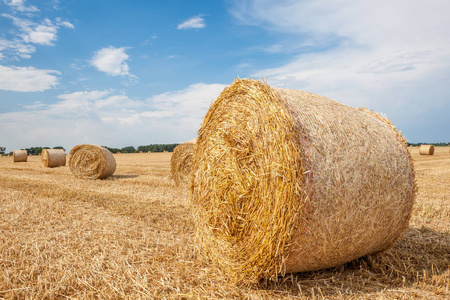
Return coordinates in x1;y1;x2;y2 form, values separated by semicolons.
69;145;116;179
190;79;416;284
13;150;27;162
171;139;196;187
41;149;66;168
419;144;434;155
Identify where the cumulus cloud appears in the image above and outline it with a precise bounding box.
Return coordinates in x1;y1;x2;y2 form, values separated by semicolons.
0;13;74;58
177;16;205;30
0;37;36;59
0;65;60;91
3;0;39;12
91;46;135;77
229;0;450;142
0;83;225;151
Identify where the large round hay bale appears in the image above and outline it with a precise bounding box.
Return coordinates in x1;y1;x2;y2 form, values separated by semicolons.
13;150;27;162
190;79;416;283
171;139;197;187
69;144;116;179
419;144;434;155
41;149;66;168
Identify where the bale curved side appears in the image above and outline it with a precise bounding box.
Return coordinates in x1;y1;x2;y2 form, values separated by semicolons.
171;139;196;187
419;144;434;155
13;150;27;162
41;149;66;168
190;79;415;284
69;144;116;179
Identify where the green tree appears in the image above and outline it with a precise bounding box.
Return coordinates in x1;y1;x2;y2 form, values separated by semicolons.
121;146;136;153
0;147;5;155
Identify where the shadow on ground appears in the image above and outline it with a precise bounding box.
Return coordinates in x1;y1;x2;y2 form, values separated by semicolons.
257;227;449;298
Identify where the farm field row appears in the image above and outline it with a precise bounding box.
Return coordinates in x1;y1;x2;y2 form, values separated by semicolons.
0;148;448;299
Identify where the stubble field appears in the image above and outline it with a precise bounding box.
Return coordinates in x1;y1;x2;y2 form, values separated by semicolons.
0;147;449;299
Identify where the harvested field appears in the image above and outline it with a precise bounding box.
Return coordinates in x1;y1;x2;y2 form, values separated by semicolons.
0;148;449;299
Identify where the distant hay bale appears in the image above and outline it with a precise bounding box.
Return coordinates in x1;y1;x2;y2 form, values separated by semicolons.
69;144;116;179
13;150;27;162
190;79;416;283
419;145;434;155
171;139;196;187
41;149;66;168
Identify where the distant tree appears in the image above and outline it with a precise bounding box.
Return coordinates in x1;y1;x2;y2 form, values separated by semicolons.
102;146;121;153
24;146;50;155
0;147;5;155
138;144;179;152
121;146;136;153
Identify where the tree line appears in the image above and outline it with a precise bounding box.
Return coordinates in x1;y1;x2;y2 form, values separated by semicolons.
0;146;65;156
2;142;448;156
103;144;179;153
0;144;179;156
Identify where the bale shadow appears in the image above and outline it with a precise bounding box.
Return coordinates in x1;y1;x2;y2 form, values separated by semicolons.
257;226;450;298
109;174;140;180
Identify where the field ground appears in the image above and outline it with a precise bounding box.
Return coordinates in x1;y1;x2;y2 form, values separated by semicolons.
0;147;449;299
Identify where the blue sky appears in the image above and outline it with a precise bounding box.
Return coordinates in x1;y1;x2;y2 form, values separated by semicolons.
0;0;449;152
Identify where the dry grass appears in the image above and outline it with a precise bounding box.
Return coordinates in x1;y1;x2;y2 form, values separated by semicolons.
190;79;415;284
41;149;66;168
419;145;435;155
69;144;116;179
12;150;27;162
0;149;448;299
170;140;196;187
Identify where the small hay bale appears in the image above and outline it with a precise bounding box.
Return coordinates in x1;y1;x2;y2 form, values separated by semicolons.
419;144;434;155
69;144;116;179
41;149;66;168
13;150;27;162
171;139;196;187
190;79;416;284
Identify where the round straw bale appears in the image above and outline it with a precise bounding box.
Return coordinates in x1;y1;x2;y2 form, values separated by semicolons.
69;144;116;179
171;139;196;187
13;150;27;162
190;79;416;283
419;144;434;155
41;149;66;168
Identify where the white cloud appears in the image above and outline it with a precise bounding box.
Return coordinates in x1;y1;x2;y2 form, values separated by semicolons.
91;46;135;77
21;20;58;45
0;37;36;59
0;13;74;58
3;0;39;12
145;82;225;119
0;65;60;91
177;16;205;30
0;83;226;151
229;0;450;142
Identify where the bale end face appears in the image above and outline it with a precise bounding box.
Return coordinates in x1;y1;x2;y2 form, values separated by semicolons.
69;144;116;179
171;140;196;187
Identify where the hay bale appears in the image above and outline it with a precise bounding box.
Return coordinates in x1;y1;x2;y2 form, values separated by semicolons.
41;149;66;168
190;79;416;283
13;150;27;162
171;139;196;187
419;144;434;155
69;144;116;179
